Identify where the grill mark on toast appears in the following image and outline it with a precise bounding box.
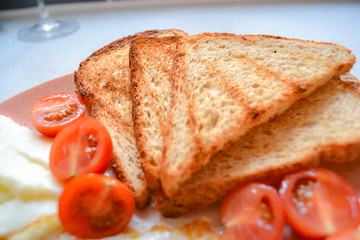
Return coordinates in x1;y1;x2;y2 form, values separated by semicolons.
160;38;193;196
225;57;276;120
130;39;164;194
161;32;355;196
156;74;360;217
242;37;355;99
203;61;256;135
215;52;285;126
130;39;162;192
240;55;298;122
170;40;187;108
130;35;187;194
187;95;203;168
244;44;326;97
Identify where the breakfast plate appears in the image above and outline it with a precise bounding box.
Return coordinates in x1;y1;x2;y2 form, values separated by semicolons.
0;74;224;237
1;74;360;239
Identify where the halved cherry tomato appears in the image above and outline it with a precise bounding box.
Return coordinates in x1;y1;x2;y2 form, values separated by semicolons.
326;229;360;240
50;116;112;180
279;168;360;239
221;183;285;240
59;173;135;239
31;93;85;137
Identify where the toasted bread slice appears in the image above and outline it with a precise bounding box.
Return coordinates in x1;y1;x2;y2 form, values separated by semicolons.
161;33;355;196
74;29;187;208
155;74;360;217
129;36;184;193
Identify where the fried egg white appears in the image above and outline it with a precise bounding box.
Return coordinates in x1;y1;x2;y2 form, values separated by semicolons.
0;116;63;237
0;116;222;240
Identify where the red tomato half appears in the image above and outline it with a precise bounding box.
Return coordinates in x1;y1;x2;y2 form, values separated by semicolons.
50;116;112;180
221;183;285;240
31;93;85;137
59;173;135;239
279;168;360;239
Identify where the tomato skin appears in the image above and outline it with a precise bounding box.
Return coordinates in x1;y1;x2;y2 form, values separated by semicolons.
50;116;112;180
221;183;285;240
279;168;360;239
31;93;85;137
326;229;360;240
58;173;135;239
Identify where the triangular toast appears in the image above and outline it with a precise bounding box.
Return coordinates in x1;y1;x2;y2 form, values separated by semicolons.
155;74;360;217
161;33;355;196
130;36;184;194
74;29;187;208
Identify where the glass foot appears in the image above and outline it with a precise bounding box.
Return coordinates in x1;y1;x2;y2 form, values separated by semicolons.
18;18;78;41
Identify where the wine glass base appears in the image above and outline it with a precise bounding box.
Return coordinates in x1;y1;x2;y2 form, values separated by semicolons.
18;18;78;41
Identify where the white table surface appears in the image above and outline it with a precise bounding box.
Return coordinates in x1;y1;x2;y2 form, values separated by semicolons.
0;0;359;103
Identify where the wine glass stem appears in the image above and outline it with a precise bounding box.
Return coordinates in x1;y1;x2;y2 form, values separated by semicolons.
37;0;49;19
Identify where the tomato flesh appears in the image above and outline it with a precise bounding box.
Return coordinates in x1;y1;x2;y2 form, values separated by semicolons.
31;93;85;137
50;116;112;180
279;168;360;239
221;183;285;240
59;173;135;239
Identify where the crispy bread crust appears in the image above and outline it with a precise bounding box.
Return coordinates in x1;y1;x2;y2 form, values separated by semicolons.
155;154;318;217
130;36;186;194
161;33;356;197
74;29;187;208
74;29;187;109
156;74;360;217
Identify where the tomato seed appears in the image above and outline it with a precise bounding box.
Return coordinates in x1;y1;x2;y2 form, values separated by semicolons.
85;134;98;159
260;197;273;224
293;179;316;212
44;104;78;122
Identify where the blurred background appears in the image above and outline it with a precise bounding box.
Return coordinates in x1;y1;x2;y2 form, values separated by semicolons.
1;0;101;10
0;0;359;102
